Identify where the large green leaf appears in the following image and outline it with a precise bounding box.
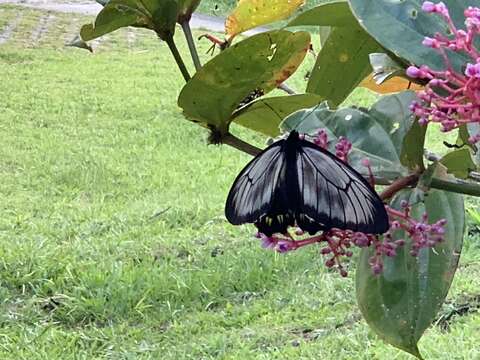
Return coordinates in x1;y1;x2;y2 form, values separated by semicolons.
306;23;382;107
287;0;355;27
92;0;200;22
356;189;465;359
178;30;311;134
400;119;427;170
281;91;417;179
231;94;324;137
348;0;473;71
80;0;179;41
440;148;476;179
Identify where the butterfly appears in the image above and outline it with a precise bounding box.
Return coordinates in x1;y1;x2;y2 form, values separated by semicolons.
225;130;389;236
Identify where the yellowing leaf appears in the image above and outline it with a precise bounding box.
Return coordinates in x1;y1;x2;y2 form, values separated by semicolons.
226;0;304;39
360;73;423;94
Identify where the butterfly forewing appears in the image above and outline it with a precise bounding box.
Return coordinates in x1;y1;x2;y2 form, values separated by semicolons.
225;142;288;225
296;140;389;234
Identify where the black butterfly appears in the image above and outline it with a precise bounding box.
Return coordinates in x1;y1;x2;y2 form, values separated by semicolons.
225;130;389;236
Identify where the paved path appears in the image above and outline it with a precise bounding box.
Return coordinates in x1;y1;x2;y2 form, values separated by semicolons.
0;0;265;35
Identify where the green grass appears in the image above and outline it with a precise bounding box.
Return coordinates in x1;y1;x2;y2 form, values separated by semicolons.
0;5;479;359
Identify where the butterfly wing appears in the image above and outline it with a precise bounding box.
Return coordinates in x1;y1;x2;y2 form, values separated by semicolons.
296;139;389;234
225;141;289;226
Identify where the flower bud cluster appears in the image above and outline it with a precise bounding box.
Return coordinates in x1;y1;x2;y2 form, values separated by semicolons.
407;2;480;141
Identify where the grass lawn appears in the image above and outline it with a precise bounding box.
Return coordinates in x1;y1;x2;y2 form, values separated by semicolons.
0;5;479;359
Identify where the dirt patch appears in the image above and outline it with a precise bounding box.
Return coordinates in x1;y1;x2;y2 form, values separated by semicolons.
30;13;56;44
0;15;22;45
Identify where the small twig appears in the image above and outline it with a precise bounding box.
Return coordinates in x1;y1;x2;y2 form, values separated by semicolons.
149;207;171;220
164;36;191;82
380;174;420;201
181;21;201;71
222;133;262;156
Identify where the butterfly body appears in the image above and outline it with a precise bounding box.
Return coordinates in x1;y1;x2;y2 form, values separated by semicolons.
225;130;389;236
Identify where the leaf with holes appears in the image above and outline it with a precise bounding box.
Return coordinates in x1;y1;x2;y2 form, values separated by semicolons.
357;188;465;359
178;30;310;135
232;94;324;137
226;0;304;39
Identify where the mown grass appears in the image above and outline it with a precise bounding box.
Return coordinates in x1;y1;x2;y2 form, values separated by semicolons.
0;5;479;360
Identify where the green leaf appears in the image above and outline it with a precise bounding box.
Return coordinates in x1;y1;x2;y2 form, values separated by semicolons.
356;189;465;359
80;0;179;41
226;0;304;39
282;92;417;177
348;0;472;71
306;23;382;107
80;0;148;41
178;30;310;134
152;0;179;39
319;26;331;47
232;94;324;137
287;0;355;27
369;53;404;85
281;92;418;179
177;0;201;22
94;0;201;22
66;34;93;53
400;119;427;170
440;148;476;179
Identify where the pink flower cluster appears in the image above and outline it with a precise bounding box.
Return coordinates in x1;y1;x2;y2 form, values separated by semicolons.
254;130;448;276
407;2;480;141
313;129;352;162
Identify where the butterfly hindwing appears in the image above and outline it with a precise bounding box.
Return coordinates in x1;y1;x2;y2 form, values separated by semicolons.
296;139;389;234
225;141;289;226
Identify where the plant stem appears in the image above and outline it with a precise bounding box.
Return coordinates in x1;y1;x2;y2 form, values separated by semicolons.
431;177;480;196
380;174;420;201
222;133;262;156
165;36;191;82
181;21;201;71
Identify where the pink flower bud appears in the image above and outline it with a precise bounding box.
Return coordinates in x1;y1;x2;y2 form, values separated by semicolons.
372;263;383;275
361;158;371;167
406;66;422;78
422;36;440;48
321;247;331;255
422;1;436;13
465;62;480;78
